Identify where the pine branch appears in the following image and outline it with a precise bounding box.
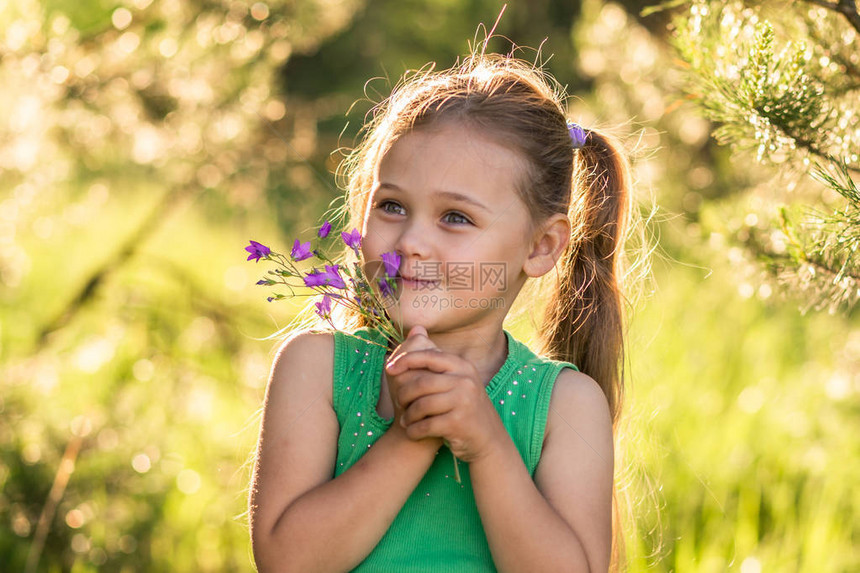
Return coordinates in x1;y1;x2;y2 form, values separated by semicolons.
673;1;860;311
783;131;860;176
743;207;860;311
797;164;860;278
677;17;860;174
812;160;860;203
803;253;860;283
775;164;860;308
793;255;860;312
800;0;860;33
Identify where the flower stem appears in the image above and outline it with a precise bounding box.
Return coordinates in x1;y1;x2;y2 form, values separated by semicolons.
442;440;462;484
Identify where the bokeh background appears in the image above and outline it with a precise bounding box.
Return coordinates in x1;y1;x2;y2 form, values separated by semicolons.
2;0;858;571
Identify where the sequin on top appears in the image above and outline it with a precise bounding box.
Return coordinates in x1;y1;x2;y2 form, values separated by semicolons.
332;327;578;572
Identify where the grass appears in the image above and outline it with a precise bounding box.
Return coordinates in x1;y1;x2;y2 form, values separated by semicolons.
622;247;859;572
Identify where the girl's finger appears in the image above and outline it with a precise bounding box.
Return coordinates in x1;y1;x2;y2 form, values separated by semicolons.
407;325;430;339
386;327;437;364
403;411;452;441
385;349;461;376
387;368;424;394
397;373;456;411
401;392;454;427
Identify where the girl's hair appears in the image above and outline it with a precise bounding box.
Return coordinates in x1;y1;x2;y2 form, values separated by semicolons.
323;52;633;569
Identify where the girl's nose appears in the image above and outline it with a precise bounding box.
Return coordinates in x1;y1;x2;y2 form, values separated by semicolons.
395;221;432;260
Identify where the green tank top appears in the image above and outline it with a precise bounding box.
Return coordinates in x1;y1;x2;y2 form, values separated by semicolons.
331;327;579;572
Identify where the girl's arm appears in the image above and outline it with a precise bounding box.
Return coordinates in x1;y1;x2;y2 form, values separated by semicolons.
389;336;613;572
468;368;614;573
388;333;613;572
249;330;440;573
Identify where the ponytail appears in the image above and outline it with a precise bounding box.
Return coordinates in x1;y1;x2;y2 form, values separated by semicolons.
537;128;630;425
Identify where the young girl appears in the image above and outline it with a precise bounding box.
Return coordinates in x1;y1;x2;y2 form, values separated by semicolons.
249;52;631;572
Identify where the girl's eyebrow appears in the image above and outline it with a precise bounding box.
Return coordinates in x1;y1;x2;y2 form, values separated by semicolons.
377;181;490;213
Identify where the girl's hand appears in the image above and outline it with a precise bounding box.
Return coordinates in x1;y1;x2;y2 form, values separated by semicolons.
384;327;509;463
384;326;444;450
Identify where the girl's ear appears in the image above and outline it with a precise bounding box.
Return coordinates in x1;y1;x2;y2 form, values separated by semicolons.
523;213;571;278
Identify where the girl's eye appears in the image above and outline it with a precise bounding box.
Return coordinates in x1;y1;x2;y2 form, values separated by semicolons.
377;200;405;215
375;200;471;225
443;211;472;225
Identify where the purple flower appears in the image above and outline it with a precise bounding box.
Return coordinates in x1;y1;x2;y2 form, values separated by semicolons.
245;240;271;262
322;265;346;289
290;239;312;261
341;229;362;253
318;221;331;238
378;278;394;297
315;294;332;318
303;265;346;289
381;251;401;278
303;268;327;287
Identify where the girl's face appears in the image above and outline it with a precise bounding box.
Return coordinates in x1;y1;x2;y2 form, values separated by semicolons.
361;122;536;334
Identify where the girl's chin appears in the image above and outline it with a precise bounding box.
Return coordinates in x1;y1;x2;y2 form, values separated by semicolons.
386;301;440;333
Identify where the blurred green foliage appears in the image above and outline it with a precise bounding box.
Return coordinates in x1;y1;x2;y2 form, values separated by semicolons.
1;0;858;571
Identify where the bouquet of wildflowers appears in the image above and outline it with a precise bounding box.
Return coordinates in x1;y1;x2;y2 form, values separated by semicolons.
246;222;462;482
245;221;404;349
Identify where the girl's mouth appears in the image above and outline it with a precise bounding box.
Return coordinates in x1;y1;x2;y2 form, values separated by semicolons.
398;275;441;290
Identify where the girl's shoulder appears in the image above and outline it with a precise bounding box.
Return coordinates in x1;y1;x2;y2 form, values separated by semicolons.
504;330;579;374
270;328;336;401
544;368;612;453
274;327;336;362
271;326;382;390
